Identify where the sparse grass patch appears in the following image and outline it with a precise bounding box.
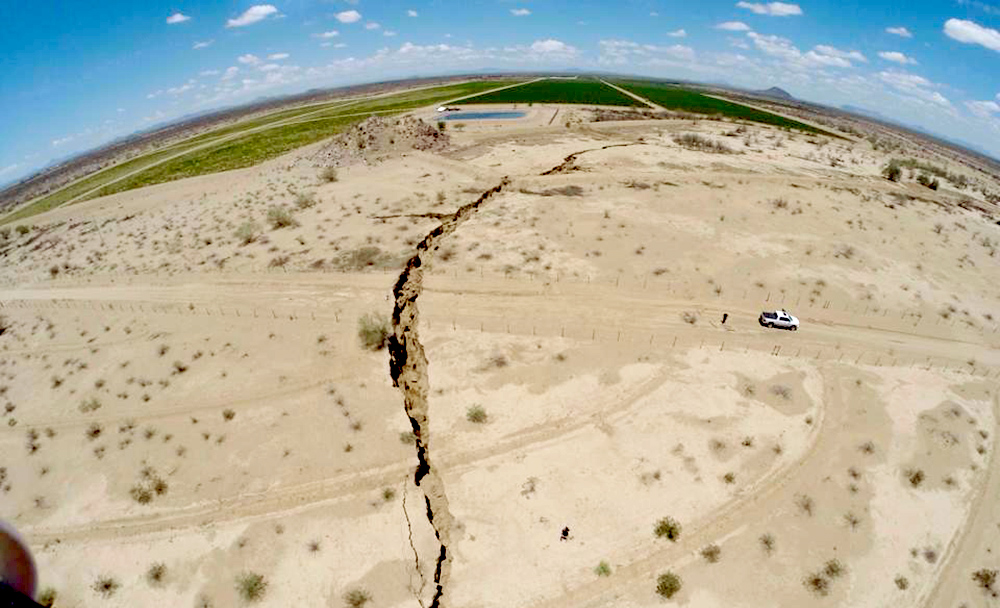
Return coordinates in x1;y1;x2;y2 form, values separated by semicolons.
654;516;681;541
357;312;390;351
594;561;612;577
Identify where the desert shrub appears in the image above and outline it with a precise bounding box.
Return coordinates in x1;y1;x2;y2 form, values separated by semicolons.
681;311;698;325
654;516;681;541
268;255;290;268
331;246;397;271
537;185;585;197
235;220;261;245
294;192;317;209
895;575;909;590
804;572;830;596
701;544;721;563
93;576;120;597
343;588;371;607
882;161;902;182
824;559;845;579
594;561;612;577
236;572;267;603
266;206;298;229
973;569;997;594
37;587;57;606
0;227;10;240
916;173;940;190
223;409;236;421
146;562;167;586
655;571;682;599
436;120;446;132
466;404;488;424
357;313;390;351
319;166;339;182
15;225;30;235
770;385;791;400
673;133;734;154
905;468;925;487
79;397;102;413
130;485;153;504
759;533;775;554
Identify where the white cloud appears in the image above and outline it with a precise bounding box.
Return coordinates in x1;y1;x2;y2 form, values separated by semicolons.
199;69;220;77
238;54;262;65
886;26;913;38
334;42;347;48
747;34;865;68
226;4;278;28
966;99;1000;117
335;10;362;23
407;9;418;17
166;80;196;96
315;30;340;38
716;21;751;31
878;51;917;64
878;69;953;108
813;44;867;63
736;2;803;16
650;11;660;17
365;22;380;30
667;29;687;38
259;64;281;72
320;42;333;47
146;90;163;99
529;39;578;56
599;39;696;66
166;12;190;24
944;18;1000;52
0;164;19;177
384;30;397;37
268;52;289;60
51;135;75;147
221;66;240;80
511;8;532;16
192;40;213;50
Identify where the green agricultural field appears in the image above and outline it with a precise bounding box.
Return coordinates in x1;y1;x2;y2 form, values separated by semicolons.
3;80;522;223
462;79;645;107
616;82;835;136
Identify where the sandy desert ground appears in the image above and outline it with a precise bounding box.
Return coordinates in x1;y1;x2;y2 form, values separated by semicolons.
1;101;999;608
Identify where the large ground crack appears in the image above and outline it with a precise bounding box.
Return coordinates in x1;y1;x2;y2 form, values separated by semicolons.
388;176;510;608
540;142;645;175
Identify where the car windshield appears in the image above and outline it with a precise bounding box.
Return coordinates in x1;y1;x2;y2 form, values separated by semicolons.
764;312;777;319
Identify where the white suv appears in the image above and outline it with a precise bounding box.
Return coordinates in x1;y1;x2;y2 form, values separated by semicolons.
759;309;799;330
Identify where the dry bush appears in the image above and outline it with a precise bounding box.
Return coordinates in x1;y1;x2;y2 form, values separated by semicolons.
681;311;698;325
770;385;791;400
295;192;318;209
357;313;390;351
236;572;267;603
673;133;735;154
331;246;397;271
344;588;371;607
759;533;775;554
146;562;167;586
655;571;682;599
93;576;120;597
466;404;488;424
267;206;298;229
701;544;721;563
654;516;681;541
972;569;997;595
319;167;339;183
235;220;261;245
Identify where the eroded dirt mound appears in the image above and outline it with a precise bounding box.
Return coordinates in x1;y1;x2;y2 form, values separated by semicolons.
312;115;450;167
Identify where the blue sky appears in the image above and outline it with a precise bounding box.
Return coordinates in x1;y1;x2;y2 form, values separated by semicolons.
2;0;1000;183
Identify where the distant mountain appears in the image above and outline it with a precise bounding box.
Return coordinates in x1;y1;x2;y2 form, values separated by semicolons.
759;86;794;100
841;104;886;120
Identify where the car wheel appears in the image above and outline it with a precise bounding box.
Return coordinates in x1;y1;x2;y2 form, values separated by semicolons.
791;325;797;331
767;323;774;328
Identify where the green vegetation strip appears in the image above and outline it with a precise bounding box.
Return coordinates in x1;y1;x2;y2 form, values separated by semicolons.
617;82;835;136
461;79;644;107
4;80;522;224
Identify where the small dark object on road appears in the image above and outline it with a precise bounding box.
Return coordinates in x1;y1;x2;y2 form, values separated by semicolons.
722;313;728;324
561;527;570;541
